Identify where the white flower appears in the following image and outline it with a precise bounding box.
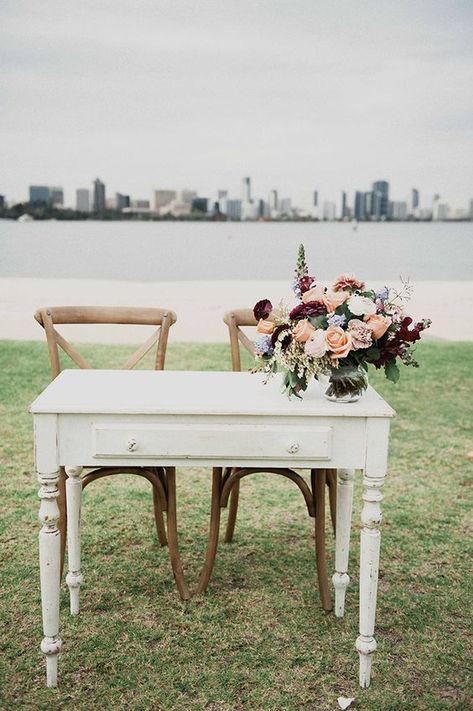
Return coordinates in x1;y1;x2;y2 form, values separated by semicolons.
304;329;329;358
347;294;377;317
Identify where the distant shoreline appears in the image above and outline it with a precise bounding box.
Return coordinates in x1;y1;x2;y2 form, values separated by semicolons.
1;211;471;225
1;277;471;343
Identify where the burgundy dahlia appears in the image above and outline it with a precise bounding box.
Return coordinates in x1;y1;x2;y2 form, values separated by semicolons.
253;299;273;321
271;324;292;350
289;302;327;320
299;275;315;294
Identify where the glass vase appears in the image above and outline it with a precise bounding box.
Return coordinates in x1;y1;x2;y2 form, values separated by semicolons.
319;363;368;403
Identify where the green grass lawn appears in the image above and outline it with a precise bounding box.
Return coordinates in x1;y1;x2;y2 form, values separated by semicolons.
0;340;472;710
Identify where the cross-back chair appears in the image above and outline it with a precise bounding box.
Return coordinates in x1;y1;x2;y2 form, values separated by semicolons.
34;305;190;600
196;309;337;610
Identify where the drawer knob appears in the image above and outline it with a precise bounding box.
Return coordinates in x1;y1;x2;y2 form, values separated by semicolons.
127;438;137;452
287;442;300;454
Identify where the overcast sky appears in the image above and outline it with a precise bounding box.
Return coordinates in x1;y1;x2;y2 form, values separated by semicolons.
1;0;472;208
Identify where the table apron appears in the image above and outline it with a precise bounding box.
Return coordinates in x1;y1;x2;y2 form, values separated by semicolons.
53;413;370;469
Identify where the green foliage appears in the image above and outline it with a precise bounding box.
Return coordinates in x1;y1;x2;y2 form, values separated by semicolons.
385;359;401;383
0;340;472;710
308;314;328;329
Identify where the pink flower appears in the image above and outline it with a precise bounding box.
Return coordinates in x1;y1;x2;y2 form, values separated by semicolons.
347;319;373;349
293;319;315;343
304;329;329;358
323;289;349;313
302;285;326;304
332;274;365;292
325;325;352;358
364;314;392;340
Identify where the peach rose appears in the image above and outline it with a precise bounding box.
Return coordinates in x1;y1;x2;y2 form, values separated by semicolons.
325;325;352;358
323;289;349;313
293;319;315;342
302;285;325;304
256;318;275;334
364;314;392;340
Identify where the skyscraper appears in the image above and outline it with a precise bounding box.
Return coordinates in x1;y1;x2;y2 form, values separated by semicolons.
116;193;130;211
76;189;90;212
191;197;208;214
279;198;292;216
391;201;408;220
340;191;347;219
241;177;252;203
154;190;176;211
93;178;106;212
29;186;50;205
372;181;389;220
49;187;64;207
313;191;318;207
269;190;278;212
258;199;269;218
323;201;336;220
354;191;365;220
226;199;242;220
411;188;419;210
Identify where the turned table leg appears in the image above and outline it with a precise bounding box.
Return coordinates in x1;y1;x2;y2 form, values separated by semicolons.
332;468;355;617
356;472;385;688
38;469;62;688
65;466;84;616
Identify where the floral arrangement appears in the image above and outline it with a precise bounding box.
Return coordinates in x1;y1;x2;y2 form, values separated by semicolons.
253;244;431;399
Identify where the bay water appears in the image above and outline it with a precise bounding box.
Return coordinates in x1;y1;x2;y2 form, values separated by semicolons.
1;219;472;282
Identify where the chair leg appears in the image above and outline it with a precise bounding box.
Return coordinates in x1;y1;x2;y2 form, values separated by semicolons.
58;467;67;579
152;486;168;547
165;467;190;601
327;469;337;535
224;477;240;543
312;469;333;612
196;467;223;595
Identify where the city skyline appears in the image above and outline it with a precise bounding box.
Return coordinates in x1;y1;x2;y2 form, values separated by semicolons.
1;1;472;207
5;175;470;221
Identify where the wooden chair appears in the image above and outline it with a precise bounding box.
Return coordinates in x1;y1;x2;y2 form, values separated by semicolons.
196;309;337;610
34;306;190;600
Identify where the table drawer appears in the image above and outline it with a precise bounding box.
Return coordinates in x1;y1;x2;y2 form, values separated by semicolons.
93;423;332;461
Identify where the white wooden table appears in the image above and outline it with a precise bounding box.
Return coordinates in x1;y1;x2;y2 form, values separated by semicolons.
30;370;395;689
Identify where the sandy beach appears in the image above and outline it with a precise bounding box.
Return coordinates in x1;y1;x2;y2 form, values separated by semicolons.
0;277;471;343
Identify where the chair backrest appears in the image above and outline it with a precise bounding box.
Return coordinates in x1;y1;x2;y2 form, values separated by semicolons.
34;306;177;379
223;309;259;372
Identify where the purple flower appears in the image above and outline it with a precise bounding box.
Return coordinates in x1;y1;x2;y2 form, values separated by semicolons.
375;287;389;305
291;279;302;299
254;335;274;356
327;313;346;328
